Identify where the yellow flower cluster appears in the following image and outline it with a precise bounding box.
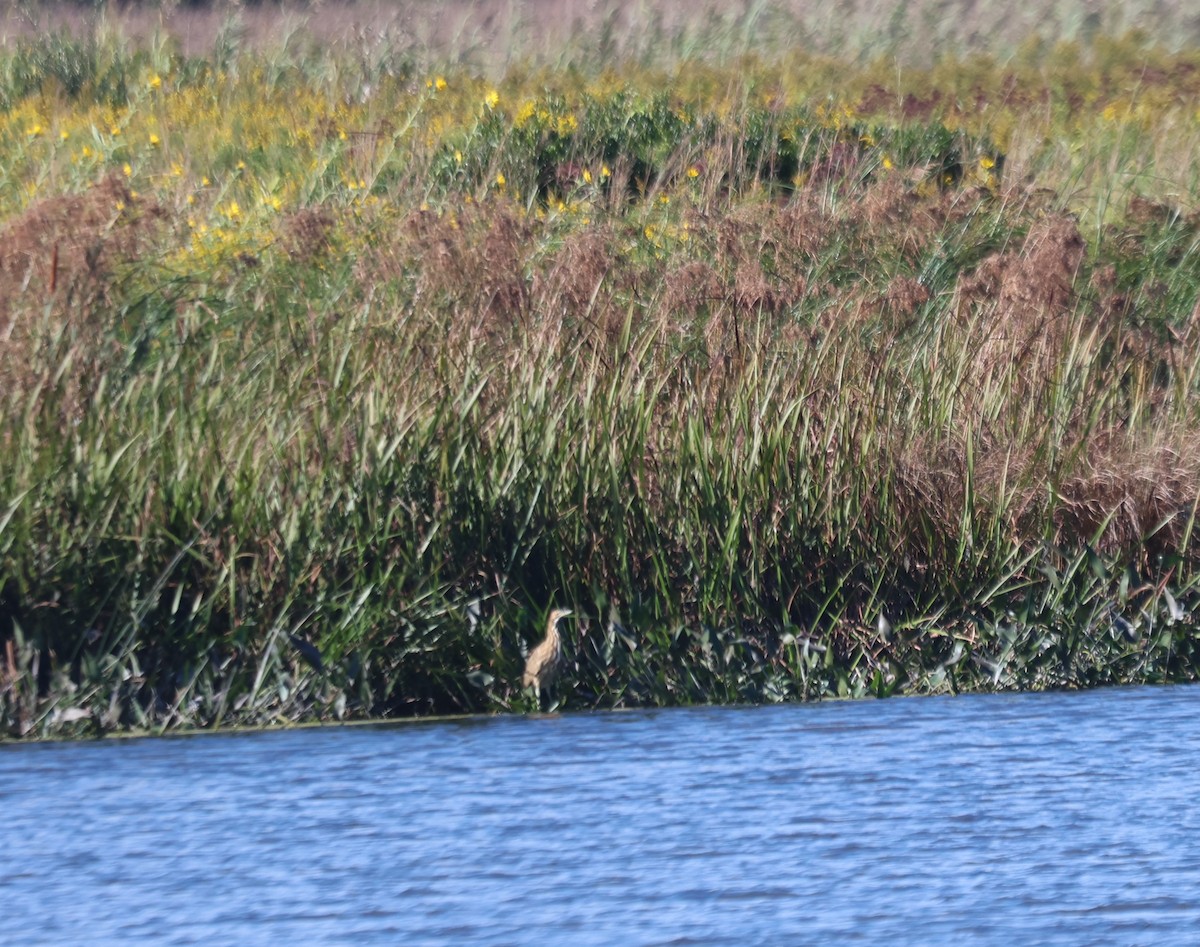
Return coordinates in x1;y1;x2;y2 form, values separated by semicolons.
0;37;1193;280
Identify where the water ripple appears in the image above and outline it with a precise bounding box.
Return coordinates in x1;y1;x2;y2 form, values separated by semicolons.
4;685;1200;944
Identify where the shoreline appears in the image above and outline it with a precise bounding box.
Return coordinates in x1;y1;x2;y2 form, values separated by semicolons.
4;680;1197;745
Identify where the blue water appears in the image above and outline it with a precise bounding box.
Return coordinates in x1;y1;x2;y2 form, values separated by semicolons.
3;685;1200;945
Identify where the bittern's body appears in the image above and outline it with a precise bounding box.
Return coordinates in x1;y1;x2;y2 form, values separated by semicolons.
524;608;572;698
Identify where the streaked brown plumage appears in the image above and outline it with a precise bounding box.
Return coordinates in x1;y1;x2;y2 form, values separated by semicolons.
523;608;573;697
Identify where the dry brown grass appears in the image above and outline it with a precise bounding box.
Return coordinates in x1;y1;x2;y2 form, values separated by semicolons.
532;225;632;346
954;214;1088;397
883;425;1200;568
1055;431;1200;556
2;175;132;334
276;206;335;263
0;175;166;386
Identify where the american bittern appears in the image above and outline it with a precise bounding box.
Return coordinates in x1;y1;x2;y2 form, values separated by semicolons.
523;608;573;702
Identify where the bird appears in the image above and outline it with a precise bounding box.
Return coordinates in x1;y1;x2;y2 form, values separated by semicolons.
523;608;573;704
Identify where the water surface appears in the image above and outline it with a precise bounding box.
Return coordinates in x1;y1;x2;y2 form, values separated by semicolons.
3;685;1200;945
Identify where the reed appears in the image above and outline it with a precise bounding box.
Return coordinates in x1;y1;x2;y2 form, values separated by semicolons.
2;5;1200;737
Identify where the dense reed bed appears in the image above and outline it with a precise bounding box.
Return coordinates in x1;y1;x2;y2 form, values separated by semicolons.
3;1;1200;737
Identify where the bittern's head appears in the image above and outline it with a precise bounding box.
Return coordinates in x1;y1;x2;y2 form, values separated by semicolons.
547;608;573;627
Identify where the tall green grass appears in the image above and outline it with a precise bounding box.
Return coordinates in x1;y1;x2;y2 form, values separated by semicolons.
2;11;1200;737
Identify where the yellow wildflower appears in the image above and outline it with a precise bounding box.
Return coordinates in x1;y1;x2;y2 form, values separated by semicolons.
435;76;447;91
485;89;500;109
687;166;700;178
149;74;162;90
495;172;506;187
122;163;133;177
583;169;593;184
149;133;160;147
515;101;536;126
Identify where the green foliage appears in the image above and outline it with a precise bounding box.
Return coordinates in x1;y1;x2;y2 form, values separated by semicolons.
2;14;1200;739
0;31;180;110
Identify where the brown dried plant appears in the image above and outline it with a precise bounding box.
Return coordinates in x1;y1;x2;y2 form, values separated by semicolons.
0;175;167;421
277;207;336;263
954;214;1088;396
1054;431;1200;558
531;226;632;349
0;175;161;340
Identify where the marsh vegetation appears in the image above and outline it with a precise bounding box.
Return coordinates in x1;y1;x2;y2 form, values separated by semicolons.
2;0;1200;737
